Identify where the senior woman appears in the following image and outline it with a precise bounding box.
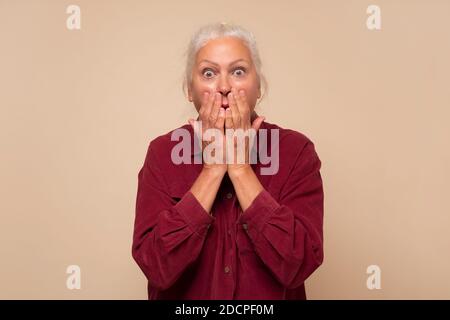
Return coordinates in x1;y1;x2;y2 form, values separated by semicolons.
132;22;324;300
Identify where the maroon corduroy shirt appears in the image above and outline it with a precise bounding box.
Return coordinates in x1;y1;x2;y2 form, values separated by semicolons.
132;120;324;299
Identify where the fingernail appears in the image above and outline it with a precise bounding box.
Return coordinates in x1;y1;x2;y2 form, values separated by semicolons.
219;108;225;116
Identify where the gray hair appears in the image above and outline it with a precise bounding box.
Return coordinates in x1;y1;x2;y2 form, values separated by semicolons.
182;22;268;103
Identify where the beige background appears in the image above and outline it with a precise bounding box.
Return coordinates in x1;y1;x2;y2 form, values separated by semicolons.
1;0;449;299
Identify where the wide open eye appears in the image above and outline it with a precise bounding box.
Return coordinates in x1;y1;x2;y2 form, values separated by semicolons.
202;68;215;79
232;67;246;77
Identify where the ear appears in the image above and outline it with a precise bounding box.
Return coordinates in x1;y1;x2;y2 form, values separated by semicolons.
187;86;193;102
257;78;262;99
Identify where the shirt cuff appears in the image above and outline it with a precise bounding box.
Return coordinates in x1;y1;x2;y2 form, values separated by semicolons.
237;189;281;235
174;191;216;236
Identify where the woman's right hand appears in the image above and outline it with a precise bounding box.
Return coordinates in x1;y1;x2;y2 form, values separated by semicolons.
188;91;227;175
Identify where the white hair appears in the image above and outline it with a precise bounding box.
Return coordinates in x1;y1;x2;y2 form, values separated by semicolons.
182;22;267;102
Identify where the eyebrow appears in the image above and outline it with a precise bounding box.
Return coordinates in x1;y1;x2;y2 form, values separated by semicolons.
198;58;249;67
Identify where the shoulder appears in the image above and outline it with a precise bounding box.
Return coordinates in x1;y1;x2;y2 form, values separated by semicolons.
143;123;192;166
261;121;319;161
261;122;322;199
147;124;191;151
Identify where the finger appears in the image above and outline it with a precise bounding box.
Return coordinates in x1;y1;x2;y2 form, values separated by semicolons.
227;91;241;128
215;107;226;130
199;91;215;123
198;92;208;116
225;107;233;130
234;88;246;114
224;108;234;163
209;92;221;125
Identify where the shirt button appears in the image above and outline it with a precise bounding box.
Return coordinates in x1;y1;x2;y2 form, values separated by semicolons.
224;266;231;273
228;229;232;236
225;192;233;199
242;223;248;230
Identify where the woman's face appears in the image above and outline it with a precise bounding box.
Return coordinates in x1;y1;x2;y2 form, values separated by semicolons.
188;36;261;113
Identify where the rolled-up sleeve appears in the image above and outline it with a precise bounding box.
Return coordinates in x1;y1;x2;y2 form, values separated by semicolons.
237;140;324;289
132;140;215;291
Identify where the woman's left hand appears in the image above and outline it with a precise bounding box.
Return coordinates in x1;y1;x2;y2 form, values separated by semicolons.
225;88;265;177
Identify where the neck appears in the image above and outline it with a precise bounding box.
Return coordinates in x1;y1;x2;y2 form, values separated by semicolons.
251;110;258;123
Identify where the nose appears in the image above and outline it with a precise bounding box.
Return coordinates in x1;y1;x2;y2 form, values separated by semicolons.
217;77;231;108
217;76;231;103
218;87;231;97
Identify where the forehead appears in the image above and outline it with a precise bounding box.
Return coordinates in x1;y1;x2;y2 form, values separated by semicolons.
195;37;252;65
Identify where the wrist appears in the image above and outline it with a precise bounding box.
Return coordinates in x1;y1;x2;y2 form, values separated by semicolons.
228;164;253;179
202;165;227;179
